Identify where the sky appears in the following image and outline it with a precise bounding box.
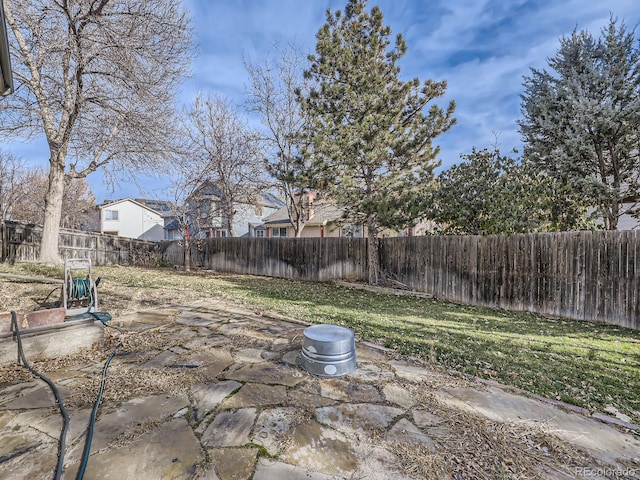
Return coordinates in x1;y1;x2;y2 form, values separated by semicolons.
4;0;640;203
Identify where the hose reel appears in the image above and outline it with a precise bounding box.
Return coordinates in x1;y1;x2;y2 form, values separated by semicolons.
61;258;100;316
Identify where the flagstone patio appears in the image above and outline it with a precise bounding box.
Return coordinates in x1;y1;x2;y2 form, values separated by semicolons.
1;301;639;479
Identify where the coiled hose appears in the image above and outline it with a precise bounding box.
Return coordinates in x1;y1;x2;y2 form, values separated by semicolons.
69;278;92;300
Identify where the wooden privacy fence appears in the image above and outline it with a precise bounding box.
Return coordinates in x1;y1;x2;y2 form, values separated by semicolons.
380;231;639;330
163;237;369;281
1;221;159;266
163;232;639;330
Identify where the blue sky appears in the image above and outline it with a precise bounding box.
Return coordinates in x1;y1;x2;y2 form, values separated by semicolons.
5;0;640;203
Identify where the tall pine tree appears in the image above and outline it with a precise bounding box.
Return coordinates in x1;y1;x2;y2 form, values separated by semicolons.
519;17;640;230
301;0;455;284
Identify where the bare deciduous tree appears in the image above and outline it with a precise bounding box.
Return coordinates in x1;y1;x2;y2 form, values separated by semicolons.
165;159;207;272
9;169;96;230
0;149;30;259
0;149;28;221
1;0;193;263
245;44;314;237
182;93;265;237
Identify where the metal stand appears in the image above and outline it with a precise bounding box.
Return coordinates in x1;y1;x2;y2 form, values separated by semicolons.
61;258;98;317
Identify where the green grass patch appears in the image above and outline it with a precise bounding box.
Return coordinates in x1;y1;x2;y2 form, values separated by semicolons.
2;263;639;425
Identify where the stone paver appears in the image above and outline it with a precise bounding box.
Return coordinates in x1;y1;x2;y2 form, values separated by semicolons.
224;362;306;387
0;382;72;410
0;450;58;480
65;394;189;463
386;418;436;449
234;348;269;364
0;432;42;462
1;300;639;480
219;383;287;409
64;418;202;480
183;349;234;380
319;377;383;402
382;383;416;408
251;407;299;456
286;389;337;408
201;408;257;447
140;349;179;369
252;458;338;480
191;381;242;422
206;448;258;480
283;420;358;476
316;403;405;431
438;385;640;468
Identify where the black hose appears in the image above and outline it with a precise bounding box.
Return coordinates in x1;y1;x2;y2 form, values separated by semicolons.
10;311;70;480
37;285;62;309
75;312;123;480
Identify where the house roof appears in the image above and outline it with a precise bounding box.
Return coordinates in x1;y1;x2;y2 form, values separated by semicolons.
190;181;285;209
97;198;163;218
195;181;224;199
304;203;344;226
135;198;174;216
262;202;344;228
260;192;285;209
164;219;180;230
262;206;293;226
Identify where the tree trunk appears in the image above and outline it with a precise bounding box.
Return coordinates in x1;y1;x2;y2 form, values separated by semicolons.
0;220;6;262
184;237;191;272
39;154;66;264
367;226;379;285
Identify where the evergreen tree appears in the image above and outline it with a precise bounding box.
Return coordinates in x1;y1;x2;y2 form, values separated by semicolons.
429;148;592;235
519;17;640;230
301;0;455;284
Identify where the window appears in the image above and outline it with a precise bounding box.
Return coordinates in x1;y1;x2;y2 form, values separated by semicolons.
105;210;118;221
255;230;265;237
272;227;287;237
341;224;363;237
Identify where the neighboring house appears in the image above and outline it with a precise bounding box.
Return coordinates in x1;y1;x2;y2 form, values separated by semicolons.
260;207;293;238
261;200;365;238
163;219;184;241
589;195;640;230
186;181;284;238
135;198;179;240
237;191;284;237
96;198;165;241
616;197;639;230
